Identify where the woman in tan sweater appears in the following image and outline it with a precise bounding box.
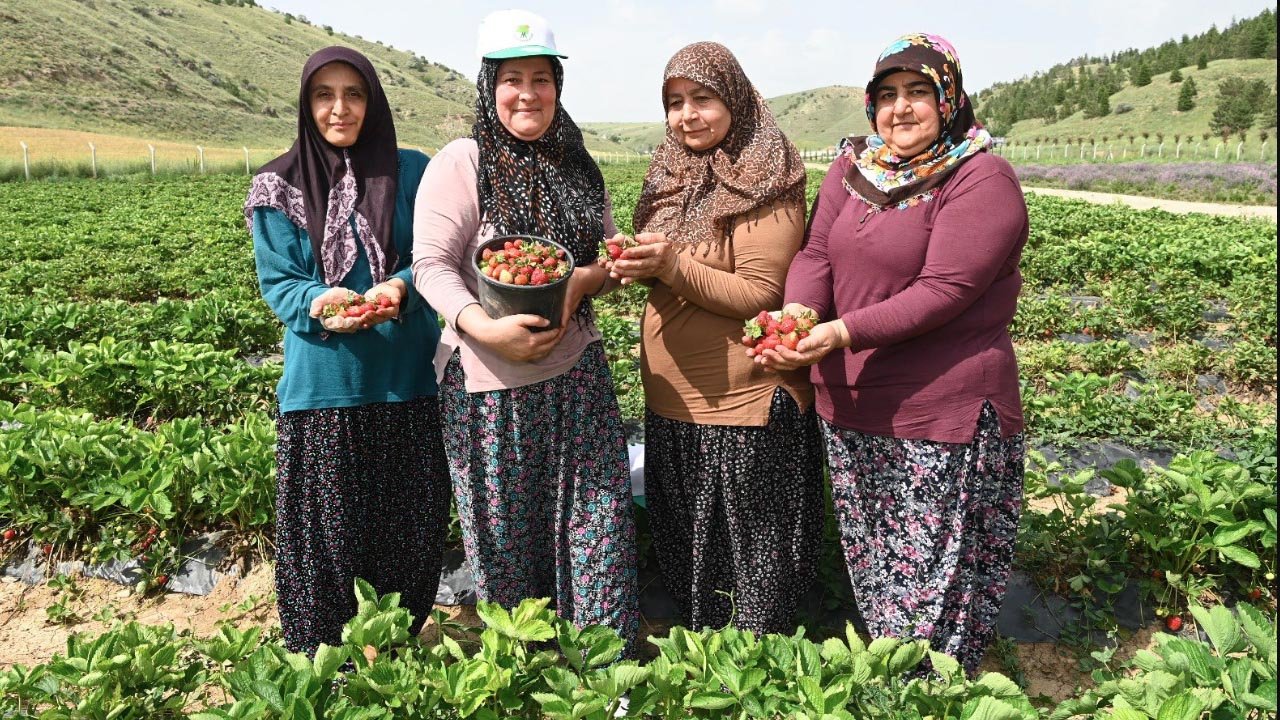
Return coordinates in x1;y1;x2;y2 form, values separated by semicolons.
605;41;822;634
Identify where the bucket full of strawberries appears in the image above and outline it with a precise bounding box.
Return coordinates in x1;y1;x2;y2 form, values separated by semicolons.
474;235;575;331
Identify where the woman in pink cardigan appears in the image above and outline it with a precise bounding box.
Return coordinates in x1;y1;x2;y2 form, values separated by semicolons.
755;33;1028;674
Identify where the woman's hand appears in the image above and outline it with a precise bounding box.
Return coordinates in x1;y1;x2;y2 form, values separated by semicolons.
360;279;406;326
310;286;365;334
609;231;677;286
456;304;563;363
750;312;851;371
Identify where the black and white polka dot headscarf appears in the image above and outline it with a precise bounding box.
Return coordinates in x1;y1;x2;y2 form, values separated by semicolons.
473;57;605;322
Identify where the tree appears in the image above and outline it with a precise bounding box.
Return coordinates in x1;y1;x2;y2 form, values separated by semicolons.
1263;90;1279;128
1247;23;1270;58
1169;67;1183;83
1132;62;1152;86
1177;77;1198;111
1084;85;1110;118
1197;52;1209;70
1210;78;1267;137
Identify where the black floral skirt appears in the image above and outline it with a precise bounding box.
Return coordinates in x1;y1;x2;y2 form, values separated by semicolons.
821;402;1024;674
274;396;451;656
644;388;824;635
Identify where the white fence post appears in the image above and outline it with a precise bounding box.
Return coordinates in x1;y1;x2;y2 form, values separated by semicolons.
88;142;97;178
1262;142;1268;161
19;141;29;181
1158;143;1164;158
1235;141;1243;161
1215;143;1221;159
243;146;250;174
148;144;156;176
197;145;205;174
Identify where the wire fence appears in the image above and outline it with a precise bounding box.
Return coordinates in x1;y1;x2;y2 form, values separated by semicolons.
992;140;1277;164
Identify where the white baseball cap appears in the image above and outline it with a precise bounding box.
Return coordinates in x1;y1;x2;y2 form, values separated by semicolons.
476;9;568;60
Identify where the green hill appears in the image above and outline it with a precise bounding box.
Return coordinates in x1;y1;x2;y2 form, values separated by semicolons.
583;85;867;153
998;58;1277;148
0;0;634;153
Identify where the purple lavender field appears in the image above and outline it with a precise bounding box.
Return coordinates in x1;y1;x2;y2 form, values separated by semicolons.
1014;162;1277;205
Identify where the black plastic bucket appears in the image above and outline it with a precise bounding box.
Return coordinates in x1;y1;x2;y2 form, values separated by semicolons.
474;234;576;331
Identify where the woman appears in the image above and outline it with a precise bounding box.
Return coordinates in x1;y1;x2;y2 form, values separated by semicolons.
245;46;449;656
606;42;823;635
412;10;638;653
754;33;1028;673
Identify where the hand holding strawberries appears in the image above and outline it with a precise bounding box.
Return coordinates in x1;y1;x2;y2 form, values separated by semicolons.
605;231;677;286
747;303;851;371
310;280;403;333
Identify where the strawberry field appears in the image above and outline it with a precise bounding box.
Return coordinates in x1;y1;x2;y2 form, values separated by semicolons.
0;168;1276;718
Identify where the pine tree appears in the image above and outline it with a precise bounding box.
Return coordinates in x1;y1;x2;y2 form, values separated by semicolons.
1177;77;1198;111
1132;62;1152;87
1197;52;1209;70
1210;78;1264;136
1247;23;1269;58
1169;68;1183;83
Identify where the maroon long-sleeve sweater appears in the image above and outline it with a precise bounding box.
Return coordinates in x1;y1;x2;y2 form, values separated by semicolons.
785;151;1028;443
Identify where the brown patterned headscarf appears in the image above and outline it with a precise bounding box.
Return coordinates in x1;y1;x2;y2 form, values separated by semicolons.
633;42;805;249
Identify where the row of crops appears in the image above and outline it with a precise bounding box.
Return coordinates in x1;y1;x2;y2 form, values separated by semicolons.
0;168;1276;718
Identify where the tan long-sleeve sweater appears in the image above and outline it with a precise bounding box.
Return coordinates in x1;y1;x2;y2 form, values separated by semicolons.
641;199;813;426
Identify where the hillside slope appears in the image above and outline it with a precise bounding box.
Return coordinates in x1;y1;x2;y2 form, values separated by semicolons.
0;0;634;153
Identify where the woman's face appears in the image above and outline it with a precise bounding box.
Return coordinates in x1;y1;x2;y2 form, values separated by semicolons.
873;70;942;158
495;56;557;142
665;77;732;152
309;62;368;148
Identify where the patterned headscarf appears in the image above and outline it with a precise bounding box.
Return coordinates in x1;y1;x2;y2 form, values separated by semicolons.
634;42;805;249
843;33;992;210
245;47;399;286
473;56;605;323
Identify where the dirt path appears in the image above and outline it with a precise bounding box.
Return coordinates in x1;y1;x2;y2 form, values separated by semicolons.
1021;186;1277;222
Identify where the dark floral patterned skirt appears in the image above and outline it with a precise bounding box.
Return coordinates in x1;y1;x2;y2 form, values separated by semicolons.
821;401;1024;674
645;388;824;635
439;342;639;655
274;395;451;656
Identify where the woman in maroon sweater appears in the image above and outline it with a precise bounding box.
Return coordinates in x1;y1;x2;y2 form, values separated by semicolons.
754;33;1027;673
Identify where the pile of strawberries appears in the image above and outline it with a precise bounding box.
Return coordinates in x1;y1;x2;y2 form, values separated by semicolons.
599;235;639;261
321;292;394;320
743;308;819;353
479;239;570;286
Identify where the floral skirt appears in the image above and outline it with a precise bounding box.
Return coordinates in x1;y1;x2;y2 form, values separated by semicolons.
821;402;1024;674
274;396;451;656
645;388;824;635
439;342;639;654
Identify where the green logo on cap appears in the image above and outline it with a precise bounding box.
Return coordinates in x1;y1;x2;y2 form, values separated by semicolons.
517;24;531;40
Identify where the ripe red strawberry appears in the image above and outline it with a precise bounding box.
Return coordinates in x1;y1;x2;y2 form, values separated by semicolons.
531;268;548;285
777;316;797;334
607;243;624;260
42;543;52;555
377;296;393;309
513;274;529;286
1248;588;1263;601
779;332;800;350
759;335;781;351
156;574;169;587
2;529;15;541
1165;615;1183;632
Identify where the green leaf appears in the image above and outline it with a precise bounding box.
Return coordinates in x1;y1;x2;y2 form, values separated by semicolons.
1188;604;1243;655
1155;691;1204;720
975;672;1024;699
958;695;1030;720
688;691;736;710
1216;544;1260;568
1211;521;1255;547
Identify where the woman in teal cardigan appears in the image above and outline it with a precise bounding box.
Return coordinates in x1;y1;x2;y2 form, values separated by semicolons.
244;46;447;656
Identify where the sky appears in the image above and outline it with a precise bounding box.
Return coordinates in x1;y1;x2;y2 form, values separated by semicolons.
263;0;1275;123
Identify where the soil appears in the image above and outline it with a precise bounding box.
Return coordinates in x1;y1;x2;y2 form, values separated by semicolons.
0;563;1163;707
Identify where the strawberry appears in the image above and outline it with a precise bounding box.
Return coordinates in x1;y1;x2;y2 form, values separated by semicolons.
155;574;169;587
377;296;393;309
513;274;529;286
498;269;514;284
608;243;624;260
779;332;800;350
42;543;52;555
2;529;15;541
482;240;569;286
759;335;781;351
1248;588;1263;601
777;316;797;334
531;268;548;285
1165;615;1183;632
